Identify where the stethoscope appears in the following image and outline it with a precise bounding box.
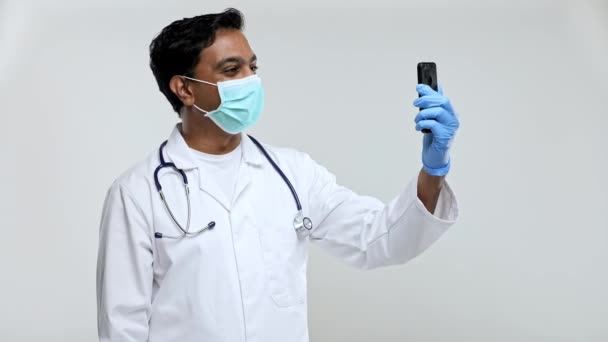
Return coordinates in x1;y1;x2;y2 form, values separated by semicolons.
153;136;313;240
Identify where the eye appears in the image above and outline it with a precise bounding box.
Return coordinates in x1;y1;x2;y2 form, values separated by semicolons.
224;67;239;75
251;65;259;72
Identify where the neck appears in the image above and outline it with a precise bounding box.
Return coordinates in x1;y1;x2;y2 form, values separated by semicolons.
180;110;241;155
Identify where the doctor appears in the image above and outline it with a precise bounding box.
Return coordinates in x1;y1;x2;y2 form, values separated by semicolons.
96;7;460;342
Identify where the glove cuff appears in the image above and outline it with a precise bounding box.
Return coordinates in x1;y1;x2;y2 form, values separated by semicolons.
422;158;451;176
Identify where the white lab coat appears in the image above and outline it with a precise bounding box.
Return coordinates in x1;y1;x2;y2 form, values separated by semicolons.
96;124;459;342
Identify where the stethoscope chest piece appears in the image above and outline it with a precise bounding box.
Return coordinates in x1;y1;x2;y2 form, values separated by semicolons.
293;211;313;238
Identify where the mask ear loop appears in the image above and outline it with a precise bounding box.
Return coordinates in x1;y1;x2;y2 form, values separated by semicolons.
182;75;217;86
182;76;218;115
193;103;212;115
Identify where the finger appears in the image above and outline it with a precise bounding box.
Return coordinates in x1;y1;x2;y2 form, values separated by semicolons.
413;94;445;108
436;84;455;113
414;107;450;124
416;83;438;97
415;119;441;132
414;94;454;113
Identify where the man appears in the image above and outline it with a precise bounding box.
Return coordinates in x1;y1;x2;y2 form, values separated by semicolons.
97;7;460;342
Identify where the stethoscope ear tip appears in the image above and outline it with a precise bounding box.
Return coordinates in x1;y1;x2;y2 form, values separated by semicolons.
207;221;216;230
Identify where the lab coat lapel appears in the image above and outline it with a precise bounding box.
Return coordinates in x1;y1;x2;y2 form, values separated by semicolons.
232;134;264;206
233;162;252;207
164;124;230;210
196;167;232;211
196;134;264;211
165;128;264;211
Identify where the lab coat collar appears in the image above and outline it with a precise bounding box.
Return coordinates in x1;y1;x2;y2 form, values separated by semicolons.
241;133;264;167
163;124;264;210
163;124;264;171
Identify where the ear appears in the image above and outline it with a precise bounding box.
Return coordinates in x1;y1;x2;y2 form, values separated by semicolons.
169;75;195;107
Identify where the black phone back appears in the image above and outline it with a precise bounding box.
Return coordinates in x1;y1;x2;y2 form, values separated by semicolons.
417;62;437;91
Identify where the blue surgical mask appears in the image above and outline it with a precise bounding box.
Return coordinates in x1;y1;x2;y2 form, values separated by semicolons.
183;74;264;134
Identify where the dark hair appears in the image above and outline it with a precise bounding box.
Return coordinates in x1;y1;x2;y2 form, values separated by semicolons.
149;8;244;115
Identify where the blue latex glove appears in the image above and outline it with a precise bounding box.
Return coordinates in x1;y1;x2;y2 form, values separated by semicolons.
413;84;460;176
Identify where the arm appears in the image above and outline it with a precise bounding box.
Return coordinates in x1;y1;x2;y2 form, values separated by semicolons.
97;182;153;342
307;156;458;270
417;168;445;214
309;83;460;269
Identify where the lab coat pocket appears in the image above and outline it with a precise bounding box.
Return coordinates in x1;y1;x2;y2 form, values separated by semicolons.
257;216;308;308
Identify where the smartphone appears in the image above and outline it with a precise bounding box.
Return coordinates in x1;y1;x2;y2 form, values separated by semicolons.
417;62;438;133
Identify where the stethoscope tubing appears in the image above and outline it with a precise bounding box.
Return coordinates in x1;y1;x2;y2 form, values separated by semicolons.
153;136;309;239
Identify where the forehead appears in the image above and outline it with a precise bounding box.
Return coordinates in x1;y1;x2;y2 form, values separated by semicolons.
199;29;253;65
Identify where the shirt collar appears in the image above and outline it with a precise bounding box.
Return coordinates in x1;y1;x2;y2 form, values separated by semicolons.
163;124;264;170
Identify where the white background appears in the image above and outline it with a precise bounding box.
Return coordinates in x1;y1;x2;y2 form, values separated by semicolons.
1;0;607;341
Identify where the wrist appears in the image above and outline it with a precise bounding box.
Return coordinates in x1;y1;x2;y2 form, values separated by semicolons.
422;158;451;176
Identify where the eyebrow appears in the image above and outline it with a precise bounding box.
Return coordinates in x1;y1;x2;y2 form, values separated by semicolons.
215;54;257;69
